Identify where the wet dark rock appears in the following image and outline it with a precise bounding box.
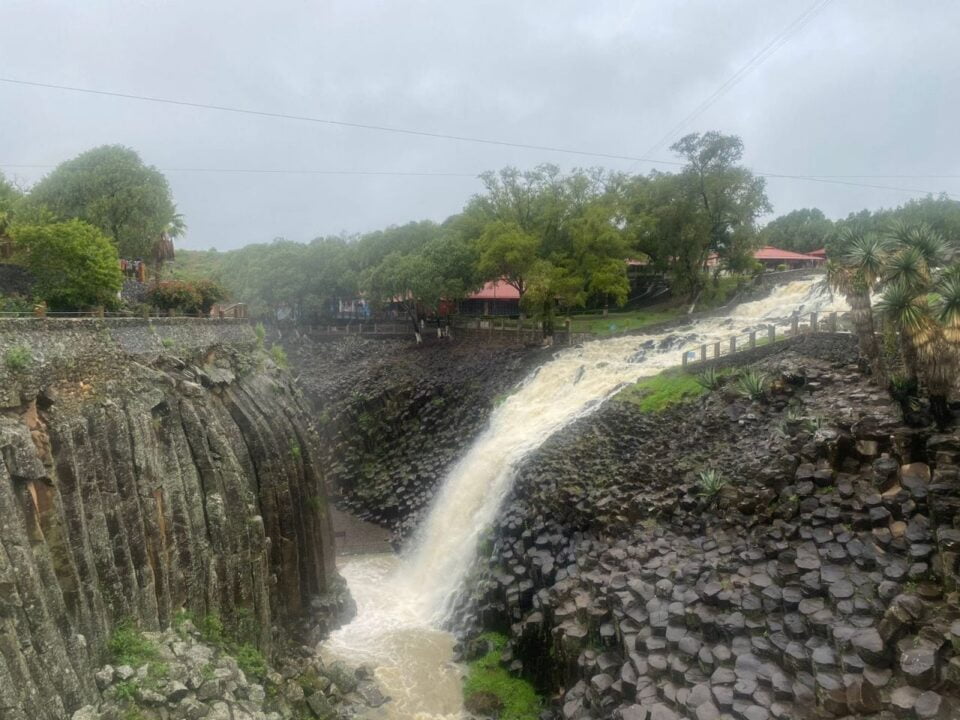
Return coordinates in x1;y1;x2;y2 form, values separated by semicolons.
465;690;505;717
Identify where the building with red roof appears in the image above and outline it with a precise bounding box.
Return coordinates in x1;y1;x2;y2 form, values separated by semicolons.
459;280;521;316
754;246;824;270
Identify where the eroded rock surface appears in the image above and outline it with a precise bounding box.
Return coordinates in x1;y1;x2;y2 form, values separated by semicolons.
457;346;960;719
0;320;349;720
285;332;549;540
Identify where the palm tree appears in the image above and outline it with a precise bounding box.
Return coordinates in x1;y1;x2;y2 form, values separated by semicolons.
880;237;940;382
827;230;888;385
878;223;955;427
935;271;960;426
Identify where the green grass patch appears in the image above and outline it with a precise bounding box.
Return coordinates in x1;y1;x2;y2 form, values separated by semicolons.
615;369;709;412
463;633;541;720
567;305;683;336
108;623;158;667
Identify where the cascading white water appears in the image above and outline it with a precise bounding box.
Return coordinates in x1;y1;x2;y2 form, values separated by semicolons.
321;279;848;719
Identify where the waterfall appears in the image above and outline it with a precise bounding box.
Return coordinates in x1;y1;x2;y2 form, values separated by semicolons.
321;278;848;719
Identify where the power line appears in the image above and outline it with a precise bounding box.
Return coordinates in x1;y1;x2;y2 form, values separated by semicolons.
0;162;955;199
755;171;957;198
0;76;685;168
0;70;955;199
636;0;834;162
0;164;480;178
782;174;960;180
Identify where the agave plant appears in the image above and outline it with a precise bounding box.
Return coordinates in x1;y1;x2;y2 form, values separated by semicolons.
936;273;960;351
736;370;768;401
876;280;937;382
696;367;723;391
697;469;728;499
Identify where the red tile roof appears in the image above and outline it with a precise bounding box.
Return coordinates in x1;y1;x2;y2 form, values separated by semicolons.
754;246;822;262
468;280;521;301
807;247;827;258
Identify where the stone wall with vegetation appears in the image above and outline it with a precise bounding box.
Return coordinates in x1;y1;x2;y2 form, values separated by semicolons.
0;319;347;720
457;341;960;719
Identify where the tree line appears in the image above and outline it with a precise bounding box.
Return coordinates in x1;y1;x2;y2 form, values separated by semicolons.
178;132;776;332
3;134;959;330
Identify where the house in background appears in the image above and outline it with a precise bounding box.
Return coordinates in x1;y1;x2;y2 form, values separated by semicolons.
458;280;521;316
754;246;825;270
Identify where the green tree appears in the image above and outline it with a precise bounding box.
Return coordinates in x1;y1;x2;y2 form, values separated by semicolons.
12;220;122;310
668;132;771;297
568;204;630;314
475;220;540;296
0;172;21;240
521;260;584;336
361;229;477;341
760;208;834;253
876;223;954;426
826;230;888;386
26;145;178;260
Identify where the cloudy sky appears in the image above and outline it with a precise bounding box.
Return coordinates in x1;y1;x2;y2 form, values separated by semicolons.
1;0;958;250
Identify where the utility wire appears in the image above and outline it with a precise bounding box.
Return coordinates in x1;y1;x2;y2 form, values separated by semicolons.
635;0;834;162
0;163;480;178
0;76;685;168
0;162;955;199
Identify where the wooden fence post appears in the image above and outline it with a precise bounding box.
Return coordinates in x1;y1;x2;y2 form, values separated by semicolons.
682;350;689;367
768;325;775;344
566;319;572;346
714;341;721;358
700;344;707;362
748;331;756;349
830;311;838;333
791;313;799;337
729;336;737;354
810;312;818;333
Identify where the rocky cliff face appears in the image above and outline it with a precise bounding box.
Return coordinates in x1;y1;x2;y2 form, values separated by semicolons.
283;332;549;541
0;319;345;720
458;338;960;719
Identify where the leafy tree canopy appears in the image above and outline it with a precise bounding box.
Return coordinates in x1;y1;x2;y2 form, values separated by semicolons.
26;145;178;259
760;208;834;253
12;220;122;310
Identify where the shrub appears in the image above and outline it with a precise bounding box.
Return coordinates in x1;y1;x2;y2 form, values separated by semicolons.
697;469;728;499
193;278;227;313
254;322;266;349
11;219;122;310
269;344;288;368
776;263;788;272
736;371;768;401
235;644;267;680
146;280;202;314
5;344;32;371
199;614;225;645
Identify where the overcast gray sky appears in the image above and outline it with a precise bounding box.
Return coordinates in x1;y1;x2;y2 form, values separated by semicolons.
1;0;958;250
